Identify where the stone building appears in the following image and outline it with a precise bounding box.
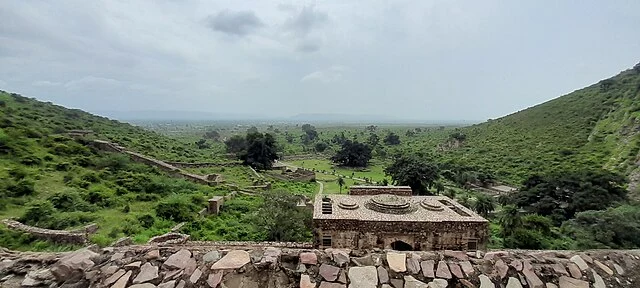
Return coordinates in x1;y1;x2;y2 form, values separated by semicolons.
312;186;488;251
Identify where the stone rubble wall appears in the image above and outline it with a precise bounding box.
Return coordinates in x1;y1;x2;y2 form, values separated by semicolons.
349;186;413;196
1;219;87;245
1;245;639;288
164;162;243;168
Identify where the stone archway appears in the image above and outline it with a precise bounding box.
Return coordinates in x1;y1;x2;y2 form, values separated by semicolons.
390;240;413;251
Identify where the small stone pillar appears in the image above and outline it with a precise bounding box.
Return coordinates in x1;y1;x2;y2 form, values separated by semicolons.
208;196;224;215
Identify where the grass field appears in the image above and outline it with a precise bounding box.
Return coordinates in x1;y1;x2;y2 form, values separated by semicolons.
288;158;390;184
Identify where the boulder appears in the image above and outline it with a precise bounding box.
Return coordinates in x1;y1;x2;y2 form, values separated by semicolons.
522;261;544;288
319;282;347;288
211;250;251;270
163;249;192;270
158;280;176;288
479;274;493;288
145;250;160;260
593;260;613;276
319;264;340;281
435;261;451;279
189;268;202;284
495;259;509;279
407;255;421;274
448;262;464;279
427;278;448;288
332;250;350;267
570;255;588;271
300;274;315;288
348;266;378;288
404;275;428;288
421;260;435;278
387;252;407;273
506;277;523;288
203;251;221;263
207;271;223;288
390;278;404;288
377;266;389;284
300;252;318;265
133;263;159;284
459;261;474;277
50;249;99;282
104;269;126;286
558;276;588;288
567;263;582;279
592;270;605;288
112;270;133;288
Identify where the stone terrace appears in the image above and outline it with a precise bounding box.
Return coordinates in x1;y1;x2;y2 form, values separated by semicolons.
0;245;638;288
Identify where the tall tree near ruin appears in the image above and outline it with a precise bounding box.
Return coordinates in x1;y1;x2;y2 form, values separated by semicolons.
331;140;372;167
384;154;440;195
240;132;279;170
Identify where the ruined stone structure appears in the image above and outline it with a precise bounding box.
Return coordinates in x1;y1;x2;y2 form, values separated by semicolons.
313;188;488;251
349;186;413;196
0;219;97;245
1;245;638;288
208;196;224;215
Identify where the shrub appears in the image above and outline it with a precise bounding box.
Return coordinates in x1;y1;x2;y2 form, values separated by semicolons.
20;201;56;226
48;190;95;212
155;196;199;222
20;155;42;166
83;186;115;208
8;167;29;180
7;179;36;197
137;214;156;228
55;162;71;171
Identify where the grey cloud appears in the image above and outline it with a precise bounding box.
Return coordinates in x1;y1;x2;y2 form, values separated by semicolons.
207;10;263;36
296;40;321;53
284;5;328;37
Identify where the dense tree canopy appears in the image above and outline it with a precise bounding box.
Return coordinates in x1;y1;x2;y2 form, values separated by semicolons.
240;132;279;170
331;140;372;167
203;130;220;140
384;154;440;195
301;124;318;144
257;190;312;242
383;132;401;145
512;170;627;223
224;135;247;154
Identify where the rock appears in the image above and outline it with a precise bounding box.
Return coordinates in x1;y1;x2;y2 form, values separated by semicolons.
522;261;544;288
319;263;341;281
546;283;558;288
211;250;251;270
176;280;186;288
578;254;592;264
348;266;378;288
484;251;509;261
300;274;315;288
510;260;523;271
435;261;451;279
613;263;625;275
459;261;474;277
133;263;159;284
567;263;582;279
593;260;613;276
449;262;464;279
300;252;318;265
21;276;43;287
444;250;469;261
125;261;142;269
421;260;435;278
551;263;569;276
105;269;126;286
592;270;605;288
51;249;99;281
27;268;54;282
184;257;197;275
382;285;393;288
319;282;347;288
260;247;281;268
337;270;347;284
112;237;133;246
479;274;493;288
558;276;588;288
495;259;509;279
459;279;475;288
352;255;374;266
390;278;404;288
407;256;420;274
388;252;407;272
164;269;183;281
112;270;132;288
404;275;428;288
570;255;588;271
427;279;448;288
129;284;157;288
163;249;192;270
378;266;389;284
207;271;222;288
110;252;125;261
158;280;176;288
506;277;523;288
145;250;160;260
333;250;350;267
189;268;202;284
203;251;221;263
101;265;119;276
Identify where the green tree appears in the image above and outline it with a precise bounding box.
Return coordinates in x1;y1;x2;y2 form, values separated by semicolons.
383;132;401;145
224;135;247;154
367;133;380;147
247;126;259;134
256;190;312;242
314;142;329;153
337;177;345;194
331;140;372;167
301;124;318;144
384;154;440;195
472;194;495;218
203;130;220;141
434;180;445;195
497;205;521;237
240;132;279;170
562;205;640;249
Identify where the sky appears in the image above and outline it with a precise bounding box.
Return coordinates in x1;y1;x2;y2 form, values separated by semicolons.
0;0;639;121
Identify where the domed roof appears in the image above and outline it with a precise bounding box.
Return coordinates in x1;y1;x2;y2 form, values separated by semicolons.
365;194;417;214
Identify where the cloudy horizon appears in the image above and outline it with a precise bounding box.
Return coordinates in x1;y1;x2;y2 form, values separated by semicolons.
1;1;639;121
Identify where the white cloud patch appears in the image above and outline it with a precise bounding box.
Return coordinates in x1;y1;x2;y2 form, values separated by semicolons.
301;66;347;83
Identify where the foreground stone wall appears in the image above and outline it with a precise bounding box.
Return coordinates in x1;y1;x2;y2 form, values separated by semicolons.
1;245;638;288
1;219;88;245
165;162;243;168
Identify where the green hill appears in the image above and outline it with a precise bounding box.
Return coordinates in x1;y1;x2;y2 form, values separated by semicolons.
441;65;640;192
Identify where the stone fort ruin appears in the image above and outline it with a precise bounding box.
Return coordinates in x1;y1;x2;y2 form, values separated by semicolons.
313;186;488;251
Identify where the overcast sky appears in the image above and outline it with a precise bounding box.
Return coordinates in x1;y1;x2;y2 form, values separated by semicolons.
1;1;639;121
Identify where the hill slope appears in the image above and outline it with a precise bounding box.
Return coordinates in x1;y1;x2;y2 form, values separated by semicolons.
443;66;640;191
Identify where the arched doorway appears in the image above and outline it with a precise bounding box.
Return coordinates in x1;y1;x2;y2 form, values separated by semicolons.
390;240;413;251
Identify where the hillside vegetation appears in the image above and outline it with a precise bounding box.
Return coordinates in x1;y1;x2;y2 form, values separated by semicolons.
443;67;640;188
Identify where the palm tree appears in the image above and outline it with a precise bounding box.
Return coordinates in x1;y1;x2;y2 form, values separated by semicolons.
497;205;521;237
337;177;345;194
472;194;496;218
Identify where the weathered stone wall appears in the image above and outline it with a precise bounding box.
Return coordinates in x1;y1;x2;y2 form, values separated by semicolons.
313;219;488;251
164;162;243;168
1;245;638;288
349;186;413;196
1;219;88;245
